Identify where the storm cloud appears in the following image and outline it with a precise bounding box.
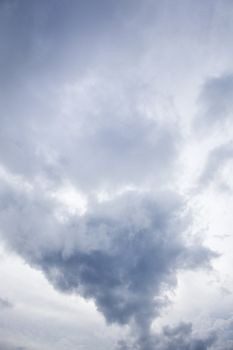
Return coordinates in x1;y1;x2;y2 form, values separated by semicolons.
0;177;216;348
1;1;233;349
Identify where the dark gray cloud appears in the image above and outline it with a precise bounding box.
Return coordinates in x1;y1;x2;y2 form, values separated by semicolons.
0;179;216;348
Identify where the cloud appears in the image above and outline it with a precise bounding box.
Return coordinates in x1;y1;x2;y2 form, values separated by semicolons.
117;322;216;350
0;71;181;192
0;344;27;350
212;317;233;350
199;142;233;189
53;80;180;191
194;73;233;134
158;323;216;350
1;1;231;349
0;0;138;83
194;73;233;190
0;0;190;193
0;297;13;309
0;177;216;348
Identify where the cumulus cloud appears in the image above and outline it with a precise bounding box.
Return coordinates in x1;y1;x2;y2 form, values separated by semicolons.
1;1;232;349
0;176;216;348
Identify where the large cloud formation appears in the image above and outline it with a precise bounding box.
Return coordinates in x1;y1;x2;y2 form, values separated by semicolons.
0;177;215;348
1;1;232;349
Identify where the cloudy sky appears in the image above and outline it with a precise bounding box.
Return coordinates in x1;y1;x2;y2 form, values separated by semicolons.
1;1;233;349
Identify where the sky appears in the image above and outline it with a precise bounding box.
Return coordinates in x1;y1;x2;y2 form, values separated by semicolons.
1;0;233;349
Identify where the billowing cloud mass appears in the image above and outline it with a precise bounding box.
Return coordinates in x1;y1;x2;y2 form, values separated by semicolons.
0;178;215;347
1;1;233;350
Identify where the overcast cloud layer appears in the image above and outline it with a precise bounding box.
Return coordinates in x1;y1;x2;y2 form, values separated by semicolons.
1;1;233;350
